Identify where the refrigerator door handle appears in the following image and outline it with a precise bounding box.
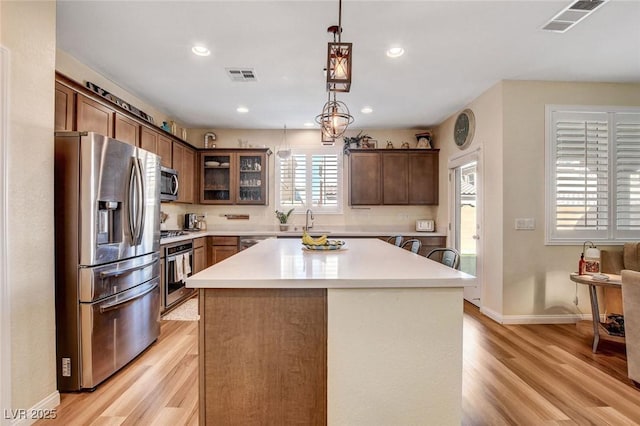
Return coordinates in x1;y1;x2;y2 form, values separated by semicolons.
99;281;157;313
127;157;145;246
134;157;145;245
127;160;137;244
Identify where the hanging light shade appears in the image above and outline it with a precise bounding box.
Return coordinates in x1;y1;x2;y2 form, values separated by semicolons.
315;92;354;139
326;0;352;93
327;30;352;92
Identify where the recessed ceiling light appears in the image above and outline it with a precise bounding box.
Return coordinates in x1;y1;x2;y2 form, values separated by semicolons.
191;45;210;56
361;106;373;114
303;122;315;127
236;106;249;113
386;47;405;58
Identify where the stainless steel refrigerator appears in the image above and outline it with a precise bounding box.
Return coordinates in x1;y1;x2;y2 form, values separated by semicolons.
54;131;161;391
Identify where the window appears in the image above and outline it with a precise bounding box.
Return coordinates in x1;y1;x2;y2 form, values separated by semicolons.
546;106;640;244
276;146;342;214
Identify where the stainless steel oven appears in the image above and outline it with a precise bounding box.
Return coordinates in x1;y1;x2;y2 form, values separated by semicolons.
163;240;195;310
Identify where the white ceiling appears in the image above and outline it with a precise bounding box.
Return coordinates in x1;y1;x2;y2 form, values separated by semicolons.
56;0;640;130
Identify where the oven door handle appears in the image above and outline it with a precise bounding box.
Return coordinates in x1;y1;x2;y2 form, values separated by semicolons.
167;252;192;262
99;282;157;313
99;259;157;279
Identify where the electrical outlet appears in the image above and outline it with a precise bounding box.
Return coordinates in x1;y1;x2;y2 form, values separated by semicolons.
62;358;71;377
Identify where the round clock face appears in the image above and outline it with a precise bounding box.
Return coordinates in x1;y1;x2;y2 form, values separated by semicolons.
454;109;475;149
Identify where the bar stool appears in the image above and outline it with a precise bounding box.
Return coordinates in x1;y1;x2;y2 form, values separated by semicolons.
402;239;422;254
386;235;404;247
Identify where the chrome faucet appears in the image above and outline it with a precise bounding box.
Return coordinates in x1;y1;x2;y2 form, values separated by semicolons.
305;209;314;231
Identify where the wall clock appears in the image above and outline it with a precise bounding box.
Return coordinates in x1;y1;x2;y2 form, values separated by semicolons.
454;109;475;150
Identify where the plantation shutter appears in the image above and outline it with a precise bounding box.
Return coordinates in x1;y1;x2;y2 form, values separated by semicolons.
550;111;609;240
311;154;339;209
615;113;640;237
276;147;342;214
278;154;307;209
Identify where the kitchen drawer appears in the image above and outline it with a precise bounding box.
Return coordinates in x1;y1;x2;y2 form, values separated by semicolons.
193;237;206;249
209;236;238;246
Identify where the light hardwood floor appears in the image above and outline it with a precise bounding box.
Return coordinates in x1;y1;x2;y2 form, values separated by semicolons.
39;302;640;425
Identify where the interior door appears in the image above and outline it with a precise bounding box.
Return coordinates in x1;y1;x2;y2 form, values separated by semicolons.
450;155;482;307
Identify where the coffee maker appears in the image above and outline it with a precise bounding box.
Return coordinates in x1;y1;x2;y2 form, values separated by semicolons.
184;213;198;230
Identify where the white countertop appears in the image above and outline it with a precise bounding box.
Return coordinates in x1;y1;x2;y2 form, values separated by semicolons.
161;225;446;245
187;238;472;289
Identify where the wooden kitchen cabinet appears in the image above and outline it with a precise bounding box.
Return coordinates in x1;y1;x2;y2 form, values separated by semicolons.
173;141;195;203
140;126;172;168
55;82;75;131
193;237;206;274
206;236;239;267
349;152;382;205
76;94;114;137
114;113;139;146
408;152;439;204
382;153;409;204
200;149;269;205
350;149;439;206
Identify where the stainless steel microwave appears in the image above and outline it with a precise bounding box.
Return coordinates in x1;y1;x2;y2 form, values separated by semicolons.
160;166;178;201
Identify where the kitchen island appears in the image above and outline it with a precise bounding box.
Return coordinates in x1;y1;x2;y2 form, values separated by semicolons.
187;238;472;425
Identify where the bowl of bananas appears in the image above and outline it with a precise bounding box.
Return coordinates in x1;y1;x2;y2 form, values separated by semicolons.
302;232;345;251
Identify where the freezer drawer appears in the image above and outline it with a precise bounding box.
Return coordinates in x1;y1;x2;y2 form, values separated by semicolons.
78;279;160;390
79;253;159;302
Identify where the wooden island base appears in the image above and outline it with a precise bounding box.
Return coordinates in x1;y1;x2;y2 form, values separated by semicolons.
191;239;470;425
199;288;327;425
199;286;464;425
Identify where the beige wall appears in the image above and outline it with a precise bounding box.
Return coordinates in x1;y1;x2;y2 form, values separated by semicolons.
1;0;58;412
501;81;640;317
182;128;437;229
435;82;505;316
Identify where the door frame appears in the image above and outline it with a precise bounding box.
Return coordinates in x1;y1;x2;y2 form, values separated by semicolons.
448;148;484;307
1;45;11;422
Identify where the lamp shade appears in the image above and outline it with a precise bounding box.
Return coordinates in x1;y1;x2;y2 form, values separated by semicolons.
315;96;354;139
326;42;352;92
584;245;601;274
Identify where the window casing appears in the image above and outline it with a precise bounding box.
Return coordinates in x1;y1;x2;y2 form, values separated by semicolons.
275;146;343;214
546;105;640;244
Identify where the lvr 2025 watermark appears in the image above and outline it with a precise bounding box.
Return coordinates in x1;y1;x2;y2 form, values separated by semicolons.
3;408;57;420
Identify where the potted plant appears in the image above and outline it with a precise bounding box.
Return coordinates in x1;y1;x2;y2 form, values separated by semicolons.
275;208;295;231
343;131;371;154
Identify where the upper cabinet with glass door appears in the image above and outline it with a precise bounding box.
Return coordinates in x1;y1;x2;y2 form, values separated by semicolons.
236;152;267;204
200;149;269;205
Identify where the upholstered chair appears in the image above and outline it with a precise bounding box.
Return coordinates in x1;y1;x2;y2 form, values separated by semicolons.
622;270;640;384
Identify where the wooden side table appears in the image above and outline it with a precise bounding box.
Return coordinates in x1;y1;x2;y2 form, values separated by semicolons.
570;273;624;353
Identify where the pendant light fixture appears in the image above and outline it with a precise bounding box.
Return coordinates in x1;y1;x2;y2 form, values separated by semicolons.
277;124;291;159
326;0;352;93
315;91;354;139
316;0;354;140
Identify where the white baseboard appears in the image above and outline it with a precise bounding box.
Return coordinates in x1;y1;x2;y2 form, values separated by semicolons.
8;391;59;426
479;306;589;324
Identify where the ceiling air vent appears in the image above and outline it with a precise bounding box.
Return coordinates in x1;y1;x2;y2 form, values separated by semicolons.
542;0;607;33
225;68;257;82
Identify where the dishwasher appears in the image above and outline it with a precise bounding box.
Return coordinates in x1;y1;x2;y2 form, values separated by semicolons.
239;236;272;251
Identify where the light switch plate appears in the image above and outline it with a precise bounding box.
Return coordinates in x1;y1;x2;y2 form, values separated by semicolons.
515;218;535;230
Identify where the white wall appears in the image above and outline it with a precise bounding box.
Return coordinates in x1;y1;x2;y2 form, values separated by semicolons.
1;0;59;415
